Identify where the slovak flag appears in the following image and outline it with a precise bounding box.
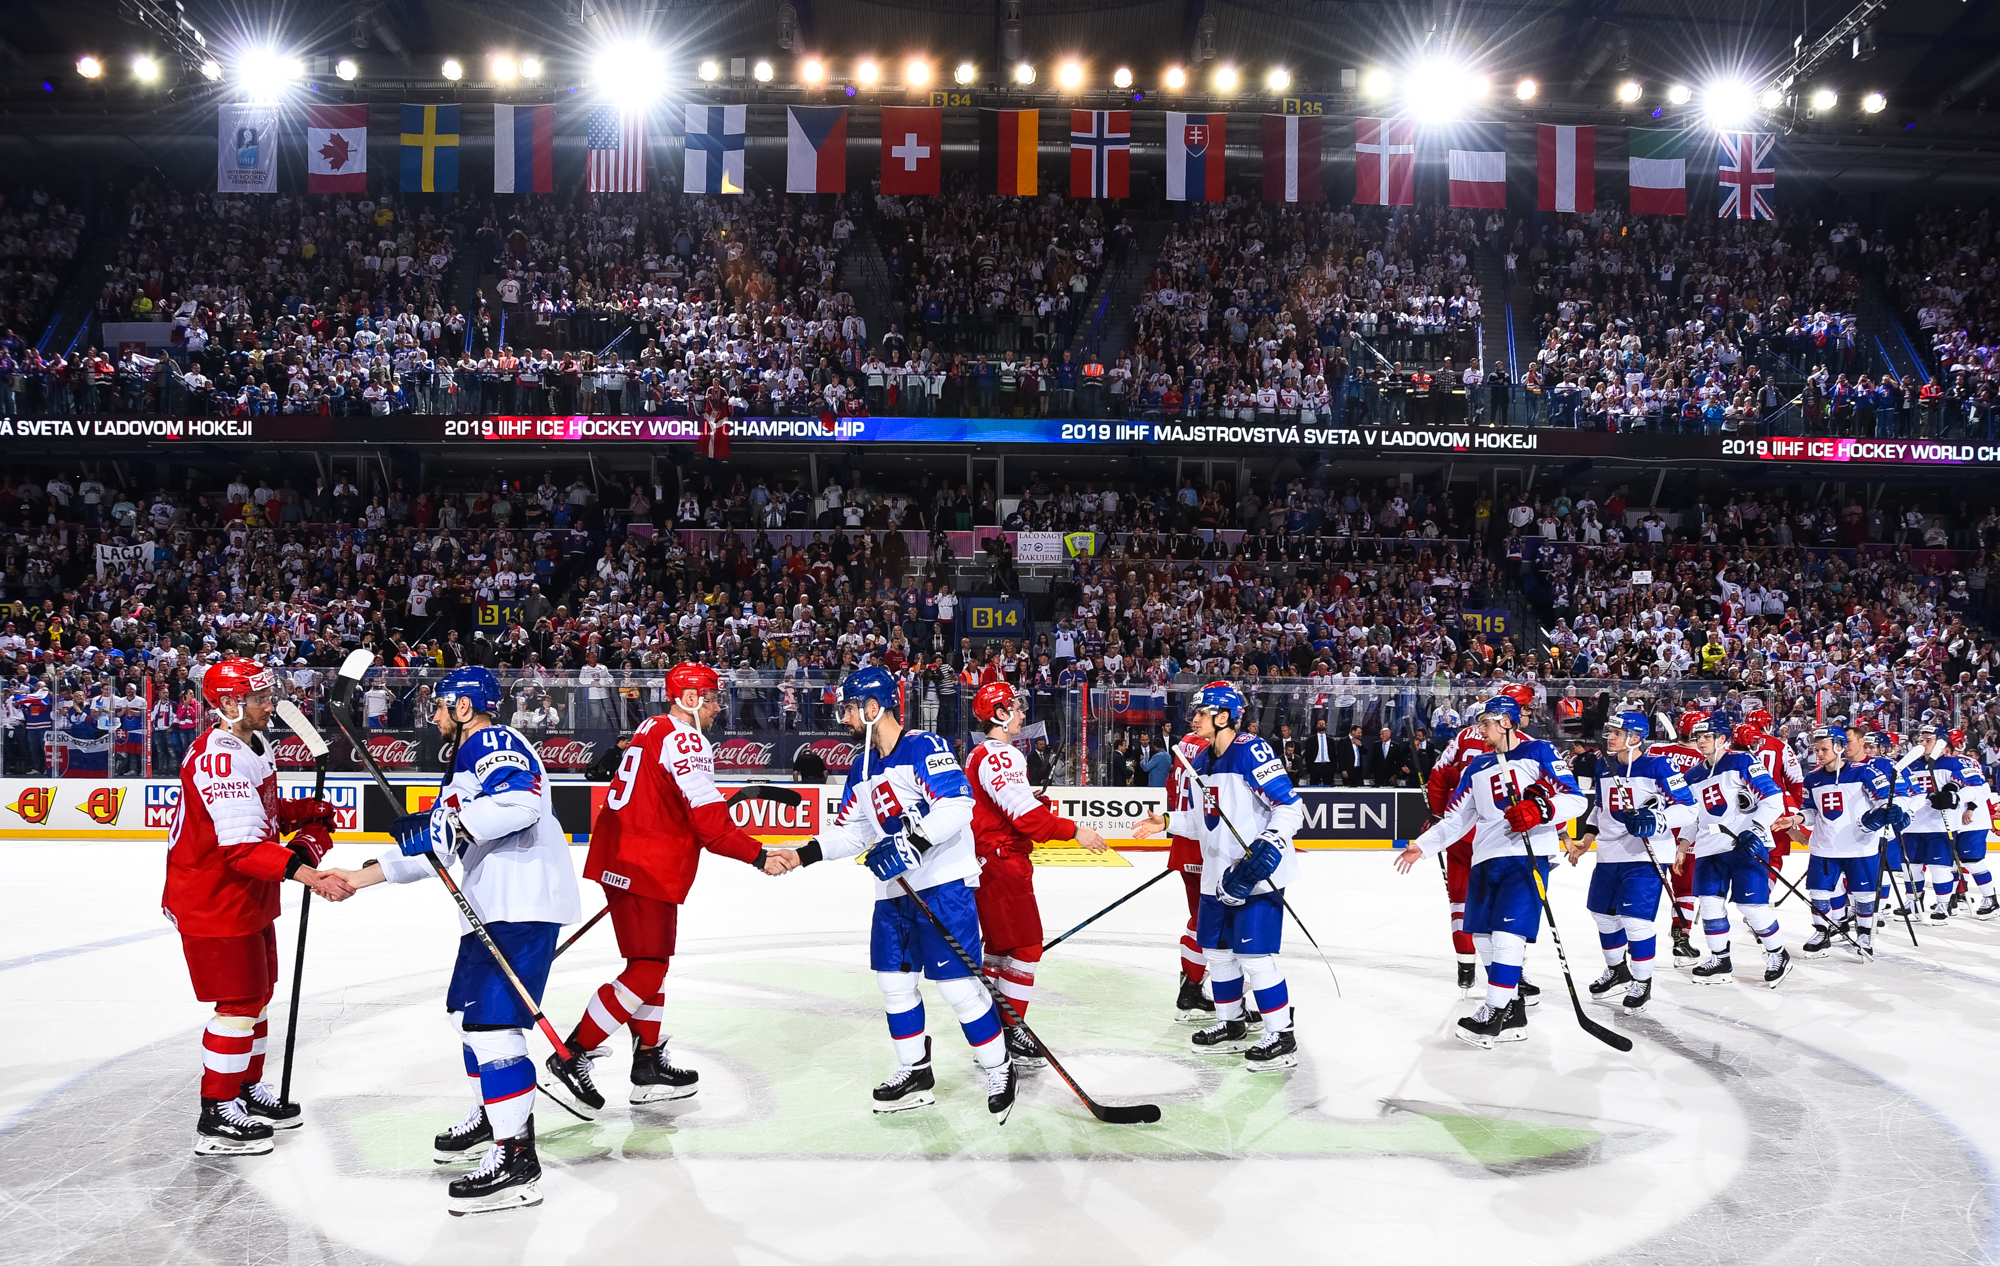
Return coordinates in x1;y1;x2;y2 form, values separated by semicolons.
1717;132;1775;220
1070;110;1130;198
880;106;942;195
1260;114;1322;203
1354;117;1415;206
1111;687;1166;725
786;106;847;193
1166;113;1226;202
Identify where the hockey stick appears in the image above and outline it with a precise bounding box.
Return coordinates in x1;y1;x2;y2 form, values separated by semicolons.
272;698;329;1108
1167;743;1341;996
328;650;577;1064
554;784;808;960
1041;866;1176;953
1760;852;1868;954
1881;858;1920;947
1494;729;1634;1053
894;876;1162;1125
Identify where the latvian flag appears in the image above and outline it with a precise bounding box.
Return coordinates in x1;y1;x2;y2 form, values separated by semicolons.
1260;114;1322;203
1628;129;1686;216
1536;124;1593;213
1353;118;1414;206
493;104;553;194
1447;124;1506;209
786;105;847;192
979;109;1038;196
1070;110;1130;198
1717;131;1775;221
1166;113;1226;202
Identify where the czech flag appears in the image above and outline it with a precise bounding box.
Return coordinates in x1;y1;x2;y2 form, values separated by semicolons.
786;106;847;193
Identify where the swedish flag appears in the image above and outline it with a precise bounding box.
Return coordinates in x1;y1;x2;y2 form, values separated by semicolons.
399;104;460;192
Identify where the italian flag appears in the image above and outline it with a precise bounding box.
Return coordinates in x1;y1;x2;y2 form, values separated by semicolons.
1628;129;1686;216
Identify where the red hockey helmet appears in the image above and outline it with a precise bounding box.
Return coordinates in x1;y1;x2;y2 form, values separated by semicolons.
666;661;720;700
1677;708;1710;739
1731;722;1763;750
1951;727;1968;750
973;681;1020;726
1500;682;1536;710
1745;707;1775;732
199;656;275;705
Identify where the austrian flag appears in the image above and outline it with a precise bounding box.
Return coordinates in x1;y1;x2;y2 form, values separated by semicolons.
306;104;367;193
1536;124;1594;213
1354;118;1414;206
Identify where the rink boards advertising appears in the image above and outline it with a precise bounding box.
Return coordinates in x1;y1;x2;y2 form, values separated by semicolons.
0;775;1427;849
10;414;2000;468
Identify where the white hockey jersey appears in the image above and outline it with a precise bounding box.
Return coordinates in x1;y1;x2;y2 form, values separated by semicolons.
1895;752;1989;835
818;728;978;898
1161;733;1304;897
1411;738;1588;866
1683;752;1784;857
1577;749;1695;864
375;721;582;929
1801;759;1893;859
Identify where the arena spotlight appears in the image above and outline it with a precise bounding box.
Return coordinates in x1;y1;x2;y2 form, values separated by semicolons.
1214;64;1237;92
906;59;931;85
1267;67;1289;92
858;59;880;84
1164;65;1186;90
520;57;542;79
1704;80;1757;125
1667;83;1691;105
199;58;222;81
1515;77;1537;100
1862;90;1886;113
335;57;358;80
698;59;721;81
754;60;774;82
490;53;516;82
75;55;103;78
801;58;825;83
1058;60;1083;89
441;58;463;81
1406;59;1473;121
132;55;160;82
1469;74;1490;97
955;62;976;85
1760;87;1784;109
1360;67;1391;99
1112;66;1132;88
1810;87;1837;110
593;43;667;103
237;48;303;99
1616;79;1642;103
1014;62;1035;84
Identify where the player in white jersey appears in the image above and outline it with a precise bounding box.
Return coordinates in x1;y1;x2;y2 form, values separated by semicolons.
1896;723;1998;921
1397;694;1589;1048
1682;717;1792;987
1948;729;1999;919
326;666;582;1214
1566;711;1694;1014
1132;681;1305;1070
1800;724;1901;961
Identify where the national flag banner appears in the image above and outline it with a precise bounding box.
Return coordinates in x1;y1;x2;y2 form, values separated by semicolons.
786;105;848;193
1717;131;1775;221
399;104;460;192
1353;117;1414;206
1166;112;1226;202
1536;123;1594;213
588;106;647;193
1111;687;1166;725
493;103;554;194
217;105;278;194
1260;114;1322;203
684;103;747;194
1070;110;1130;198
1447;124;1506;209
1628;128;1687;216
306;104;368;193
880;106;943;195
978;108;1039;196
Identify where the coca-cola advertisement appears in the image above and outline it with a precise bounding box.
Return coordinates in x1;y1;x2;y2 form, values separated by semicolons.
364;734;422;769
712;735;861;776
533;735;603;772
713;738;779;775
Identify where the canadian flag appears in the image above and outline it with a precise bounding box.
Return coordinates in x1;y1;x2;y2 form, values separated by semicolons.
306;104;368;194
1353;118;1414;207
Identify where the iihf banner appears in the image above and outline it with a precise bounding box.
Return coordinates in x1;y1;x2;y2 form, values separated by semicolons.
217;105;279;194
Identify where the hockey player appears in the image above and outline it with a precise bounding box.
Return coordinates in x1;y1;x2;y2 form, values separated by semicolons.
1949;729;1998;920
1682;716;1791;987
1166;725;1216;1020
1398;694;1587;1048
1800;724;1901;960
765;666;1017;1120
1737;710;1805;867
964;681;1109;1068
1425;707;1484;990
1131;681;1304;1070
1897;723;1997;922
1654;710;1709;967
1861;730;1915;921
541;662;790;1119
325;666;581;1215
163;657;350;1156
1564;711;1694;1014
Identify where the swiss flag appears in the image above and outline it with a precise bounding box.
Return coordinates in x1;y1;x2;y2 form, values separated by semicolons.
880;106;942;195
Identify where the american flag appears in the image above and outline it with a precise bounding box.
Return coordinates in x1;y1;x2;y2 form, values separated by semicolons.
588;106;646;193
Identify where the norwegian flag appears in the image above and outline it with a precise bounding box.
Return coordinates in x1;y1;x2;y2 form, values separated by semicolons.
1070;110;1130;198
1717;132;1775;221
1354;117;1415;206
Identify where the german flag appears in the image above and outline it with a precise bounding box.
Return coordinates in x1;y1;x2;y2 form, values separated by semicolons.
978;109;1039;195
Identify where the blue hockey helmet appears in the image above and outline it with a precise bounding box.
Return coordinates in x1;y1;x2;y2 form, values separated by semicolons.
1861;728;1892;750
1193;682;1247;726
1478;694;1522;727
1916;721;1946;740
1811;724;1847;745
1607;710;1652;738
435;666;502;715
839;665;901;714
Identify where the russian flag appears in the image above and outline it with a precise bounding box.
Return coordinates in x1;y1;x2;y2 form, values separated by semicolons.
494;104;553;193
1112;687;1167;725
1166;112;1226;202
786;105;847;193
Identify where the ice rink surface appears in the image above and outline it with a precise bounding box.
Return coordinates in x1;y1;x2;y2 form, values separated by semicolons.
2;838;1998;1266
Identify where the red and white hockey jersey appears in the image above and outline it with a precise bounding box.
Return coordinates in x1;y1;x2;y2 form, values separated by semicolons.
1426;724;1491;817
967;738;1076;858
584;712;765;905
162;728;294;938
1748;733;1805;812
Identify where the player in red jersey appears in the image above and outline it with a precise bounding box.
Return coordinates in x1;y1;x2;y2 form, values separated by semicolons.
1166;726;1215;1019
542;662;787;1118
1655;709;1710;965
1425;708;1486;990
965;681;1107;1066
1738;709;1805;865
161;657;349;1156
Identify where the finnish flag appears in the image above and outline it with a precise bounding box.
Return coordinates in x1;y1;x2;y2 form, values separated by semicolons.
684;104;747;195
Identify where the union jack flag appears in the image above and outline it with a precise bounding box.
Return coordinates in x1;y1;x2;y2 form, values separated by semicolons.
1717;132;1775;221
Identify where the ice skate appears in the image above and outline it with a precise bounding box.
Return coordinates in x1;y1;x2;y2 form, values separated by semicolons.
240;1081;302;1130
1244;1027;1298;1071
447;1122;542;1216
434;1105;492;1164
1692;953;1734;984
1622;978;1653;1014
541;1047;605;1119
1004;1024;1045;1070
194;1097;274;1156
1587;961;1632;1002
629;1043;699;1104
1191;1018;1255;1054
986;1058;1018;1123
1764;948;1793;988
1454;1000;1526;1050
872;1037;935;1114
1175;974;1215;1023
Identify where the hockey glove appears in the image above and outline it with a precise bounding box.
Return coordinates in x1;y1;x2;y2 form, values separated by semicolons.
1615;807;1660;838
1929;785;1961;811
278;796;337;830
1731;828;1770;860
1220;834;1287;904
866;832;927;881
289;822;335;867
390;810;452;858
1503;784;1555;833
1734;788;1762;815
